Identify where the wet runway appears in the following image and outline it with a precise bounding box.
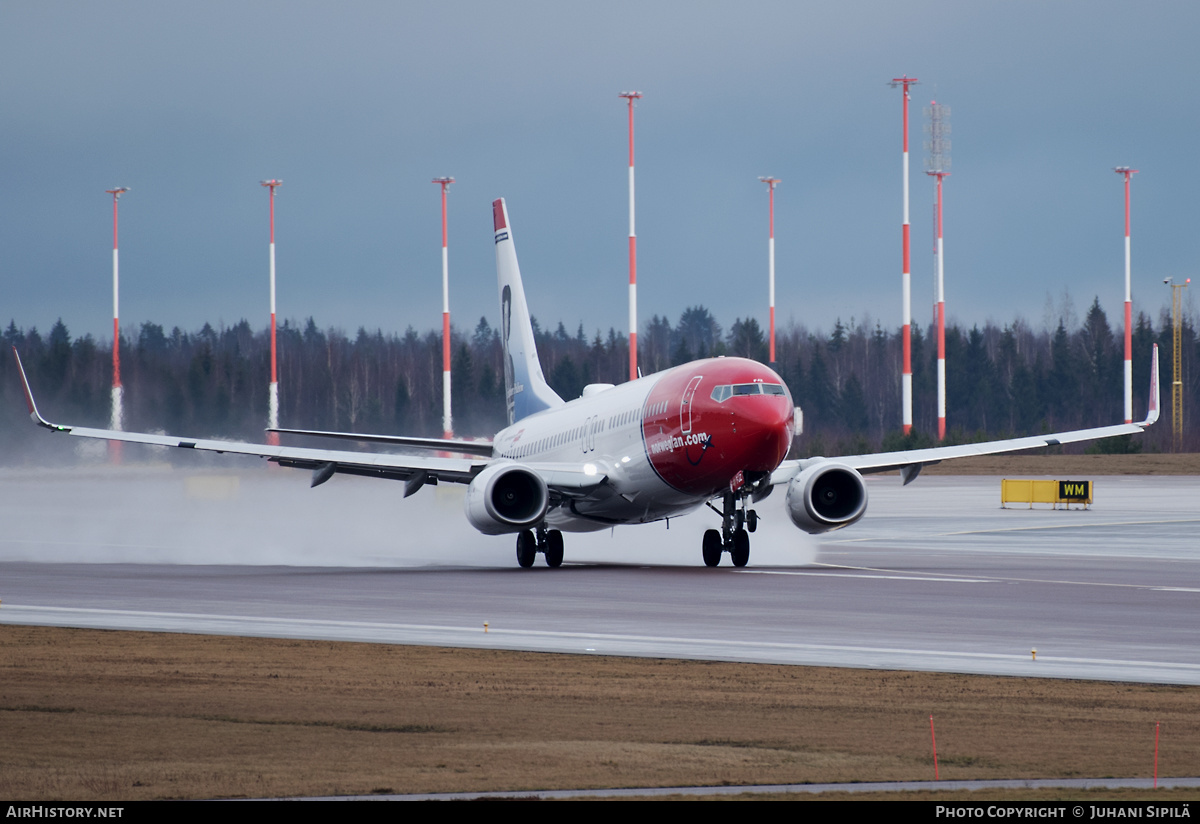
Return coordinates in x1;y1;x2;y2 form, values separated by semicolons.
2;465;1198;683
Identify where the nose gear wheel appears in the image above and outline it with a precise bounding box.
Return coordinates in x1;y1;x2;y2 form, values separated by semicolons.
701;490;757;567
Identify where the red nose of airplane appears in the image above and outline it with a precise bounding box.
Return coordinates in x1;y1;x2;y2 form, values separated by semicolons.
641;359;795;497
728;391;795;473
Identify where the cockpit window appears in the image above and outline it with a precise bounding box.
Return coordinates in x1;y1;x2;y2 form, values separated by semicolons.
710;382;786;402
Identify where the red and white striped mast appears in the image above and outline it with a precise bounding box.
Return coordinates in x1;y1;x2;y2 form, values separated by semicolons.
759;176;781;367
1114;166;1138;423
261;179;282;446
619;91;643;382
106;186;129;462
890;75;918;435
925;100;950;440
433;176;455;438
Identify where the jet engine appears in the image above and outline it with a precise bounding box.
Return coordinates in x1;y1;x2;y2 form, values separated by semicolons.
785;462;868;534
464;462;550;535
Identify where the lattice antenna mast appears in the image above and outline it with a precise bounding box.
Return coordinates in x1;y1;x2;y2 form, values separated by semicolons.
433;177;456;438
924;100;951;440
890;75;918;434
1166;278;1190;451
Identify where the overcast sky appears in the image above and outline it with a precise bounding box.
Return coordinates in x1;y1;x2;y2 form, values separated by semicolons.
3;1;1198;345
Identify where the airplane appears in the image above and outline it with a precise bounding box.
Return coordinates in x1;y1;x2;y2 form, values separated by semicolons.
13;198;1161;569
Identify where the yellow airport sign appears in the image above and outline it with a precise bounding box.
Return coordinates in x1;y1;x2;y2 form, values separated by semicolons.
1001;479;1092;509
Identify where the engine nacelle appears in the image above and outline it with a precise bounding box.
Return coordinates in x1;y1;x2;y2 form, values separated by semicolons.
785;462;868;534
464;462;550;535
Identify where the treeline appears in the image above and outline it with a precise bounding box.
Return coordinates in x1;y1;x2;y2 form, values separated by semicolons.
1;297;1195;464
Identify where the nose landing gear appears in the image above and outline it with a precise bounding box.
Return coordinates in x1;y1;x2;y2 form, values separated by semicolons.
702;491;757;568
516;524;564;568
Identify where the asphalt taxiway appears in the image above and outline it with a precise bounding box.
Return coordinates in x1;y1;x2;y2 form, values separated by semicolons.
1;465;1197;684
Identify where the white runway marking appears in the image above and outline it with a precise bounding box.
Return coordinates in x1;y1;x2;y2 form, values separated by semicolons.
827;517;1200;543
5;603;1200;684
736;570;994;583
813;563;1200;591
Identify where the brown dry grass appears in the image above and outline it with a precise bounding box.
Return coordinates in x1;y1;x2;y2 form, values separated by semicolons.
1;626;1197;800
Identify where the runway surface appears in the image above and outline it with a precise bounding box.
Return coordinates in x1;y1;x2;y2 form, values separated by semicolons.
2;465;1198;684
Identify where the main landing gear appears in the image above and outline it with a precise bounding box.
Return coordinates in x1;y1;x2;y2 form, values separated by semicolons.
516;524;564;569
702;491;758;568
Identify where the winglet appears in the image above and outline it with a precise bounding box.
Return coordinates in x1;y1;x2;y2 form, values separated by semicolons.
1142;343;1160;427
11;347;58;430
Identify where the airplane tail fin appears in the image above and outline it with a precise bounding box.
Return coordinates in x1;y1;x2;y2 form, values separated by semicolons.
493;198;564;425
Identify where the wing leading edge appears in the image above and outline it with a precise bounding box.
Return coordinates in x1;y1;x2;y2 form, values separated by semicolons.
771;343;1161;486
268;426;495;457
12;347;607;501
13;346;483;492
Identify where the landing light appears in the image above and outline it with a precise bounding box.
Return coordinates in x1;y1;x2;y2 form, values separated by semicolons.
584;463;598;476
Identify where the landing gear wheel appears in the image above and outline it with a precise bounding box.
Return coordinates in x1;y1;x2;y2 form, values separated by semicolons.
746;509;758;533
702;529;723;567
544;530;564;568
516;530;537;568
730;528;750;567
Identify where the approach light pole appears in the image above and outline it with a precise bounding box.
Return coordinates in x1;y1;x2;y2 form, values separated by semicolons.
925;100;950;440
106;187;129;463
433;176;455;438
759;177;781;367
620;91;643;382
261;179;282;446
890;75;918;436
1115;167;1138;424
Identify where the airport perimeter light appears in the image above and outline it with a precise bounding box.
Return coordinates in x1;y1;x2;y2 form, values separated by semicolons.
433;176;455;438
890;75;918;435
758;177;781;367
620;91;643;382
105;187;129;463
261;179;282;446
1115;167;1139;424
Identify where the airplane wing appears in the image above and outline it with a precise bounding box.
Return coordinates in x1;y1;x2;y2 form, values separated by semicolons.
770;343;1161;487
268;426;495;457
12;347;605;501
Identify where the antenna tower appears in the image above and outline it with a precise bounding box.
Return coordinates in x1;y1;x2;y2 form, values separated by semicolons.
1167;278;1189;451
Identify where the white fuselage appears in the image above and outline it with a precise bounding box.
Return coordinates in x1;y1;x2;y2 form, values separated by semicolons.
488;356;797;532
492;374;677;530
